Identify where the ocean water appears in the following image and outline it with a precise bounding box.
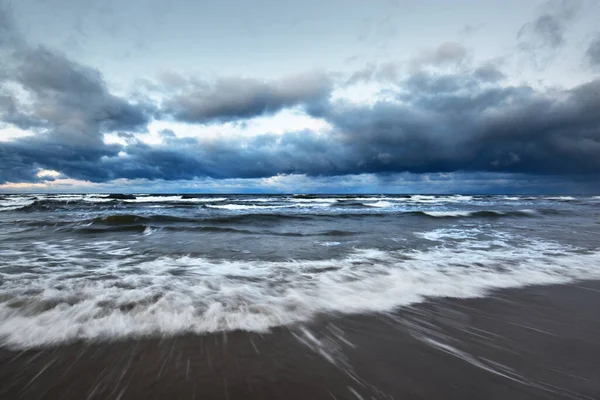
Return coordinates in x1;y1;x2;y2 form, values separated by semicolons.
1;193;599;349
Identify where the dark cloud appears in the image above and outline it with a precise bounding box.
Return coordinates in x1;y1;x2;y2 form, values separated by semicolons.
3;46;153;145
585;34;600;69
3;61;600;187
312;75;600;177
161;72;333;124
0;138;121;184
0;2;153;146
517;0;582;50
1;0;599;192
6;69;600;187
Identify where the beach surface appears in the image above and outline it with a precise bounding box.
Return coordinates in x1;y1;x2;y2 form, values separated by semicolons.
2;280;599;400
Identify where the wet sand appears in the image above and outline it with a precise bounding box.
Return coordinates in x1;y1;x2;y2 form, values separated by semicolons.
1;281;600;400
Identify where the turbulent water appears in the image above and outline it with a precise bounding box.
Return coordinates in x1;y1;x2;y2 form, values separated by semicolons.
1;193;599;349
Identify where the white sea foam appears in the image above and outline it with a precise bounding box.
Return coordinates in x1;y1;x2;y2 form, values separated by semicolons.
181;197;227;203
125;195;182;202
403;195;475;204
365;201;395;208
34;195;114;203
238;198;275;202
124;196;227;203
206;204;295;210
207;202;331;210
83;197;115;203
290;198;338;203
416;228;481;241
1;236;599;349
343;197;390;202
0;205;29;211
449;195;474;201
411;195;437;201
0;197;35;210
422;211;474;217
544;196;576;201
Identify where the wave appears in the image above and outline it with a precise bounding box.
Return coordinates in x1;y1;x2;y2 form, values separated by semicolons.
89;214;199;225
125;196;227;203
78;224;149;234
544;196;577;201
7;195;229;209
290;198;338;203
0;197;36;211
1;239;599;349
82;213;315;227
204;213;314;224
414;209;540;218
14;199;102;212
333;201;371;208
206;204;296;210
206;202;333;210
163;226;256;234
237;198;277;202
365;200;395;208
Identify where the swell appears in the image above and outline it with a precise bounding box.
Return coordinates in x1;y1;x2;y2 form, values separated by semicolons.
70;224;357;237
333;200;373;208
11;198;229;212
18;208;567;231
408;210;540;218
204;213;314;224
90;214;194;225
78;225;149;234
415;209;566;218
15;199;112;212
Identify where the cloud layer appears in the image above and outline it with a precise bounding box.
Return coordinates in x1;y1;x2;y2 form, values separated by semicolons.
159;73;333;124
1;1;599;192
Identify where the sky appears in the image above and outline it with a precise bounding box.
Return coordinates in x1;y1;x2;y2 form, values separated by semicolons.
0;0;599;193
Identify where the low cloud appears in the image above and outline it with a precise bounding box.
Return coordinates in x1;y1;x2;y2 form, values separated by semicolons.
0;3;153;146
160;72;333;124
4;69;599;187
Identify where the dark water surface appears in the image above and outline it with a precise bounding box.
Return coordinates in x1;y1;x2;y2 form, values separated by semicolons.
1;193;600;399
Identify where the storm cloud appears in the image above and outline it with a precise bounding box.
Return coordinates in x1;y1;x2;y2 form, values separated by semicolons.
160;72;333;124
0;3;153;146
4;65;599;186
1;0;600;192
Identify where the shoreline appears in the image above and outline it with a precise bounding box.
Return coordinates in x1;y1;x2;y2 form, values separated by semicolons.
2;281;600;399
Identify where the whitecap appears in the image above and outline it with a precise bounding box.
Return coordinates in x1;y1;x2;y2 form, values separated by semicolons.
365;201;395;208
1;238;599;349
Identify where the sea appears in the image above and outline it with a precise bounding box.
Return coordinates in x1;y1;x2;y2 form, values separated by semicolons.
1;193;599;350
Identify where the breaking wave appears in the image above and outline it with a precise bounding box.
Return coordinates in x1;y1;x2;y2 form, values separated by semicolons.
0;236;599;349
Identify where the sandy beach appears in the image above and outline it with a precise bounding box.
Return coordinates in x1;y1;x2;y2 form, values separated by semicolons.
2;280;599;400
